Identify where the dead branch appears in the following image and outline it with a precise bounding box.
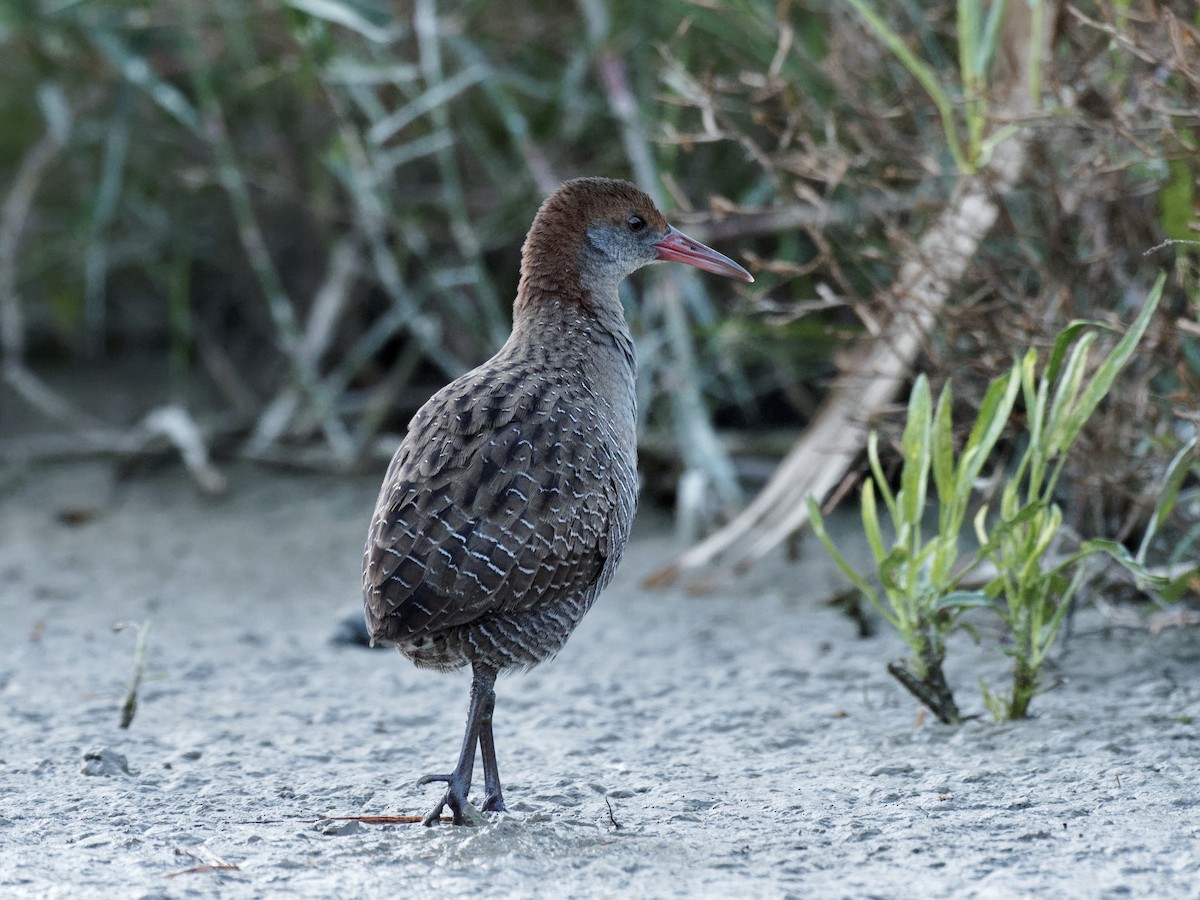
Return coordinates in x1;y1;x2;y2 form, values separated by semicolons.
0;410;242;495
143;405;227;494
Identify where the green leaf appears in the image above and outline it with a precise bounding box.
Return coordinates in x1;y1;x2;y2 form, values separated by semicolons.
1161;567;1200;604
975;0;1008;77
955;362;1020;496
867;431;899;525
1017;349;1044;491
807;495;889;622
1042;321;1103;389
861;480;887;564
1136;436;1198;563
1044;332;1095;456
1056;274;1166;453
1023;504;1062;574
284;0;399;43
980;679;1009;722
958;0;979;81
931;381;955;505
973;503;991;548
1029;565;1086;666
932;590;994;613
878;547;917;628
1081;539;1170;593
899;375;932;533
89;29;201;135
975;124;1020;168
976;499;1048;555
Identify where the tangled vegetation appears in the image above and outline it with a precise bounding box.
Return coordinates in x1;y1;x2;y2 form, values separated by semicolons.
2;3;1197;662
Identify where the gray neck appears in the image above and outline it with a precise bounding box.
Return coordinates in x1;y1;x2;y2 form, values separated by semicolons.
510;283;636;383
578;231;627;301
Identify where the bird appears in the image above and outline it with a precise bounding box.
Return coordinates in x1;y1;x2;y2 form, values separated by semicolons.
362;177;753;825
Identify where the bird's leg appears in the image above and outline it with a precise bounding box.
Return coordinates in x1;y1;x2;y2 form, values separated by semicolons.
478;686;507;812
417;666;496;826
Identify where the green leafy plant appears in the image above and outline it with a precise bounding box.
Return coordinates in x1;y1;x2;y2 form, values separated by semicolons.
808;368;1019;723
1135;437;1200;604
974;273;1167;719
811;273;1169;722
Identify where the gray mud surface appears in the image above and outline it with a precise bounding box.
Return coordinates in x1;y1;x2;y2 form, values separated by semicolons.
2;462;1198;898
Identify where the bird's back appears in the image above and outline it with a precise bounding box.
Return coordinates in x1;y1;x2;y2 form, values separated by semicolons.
363;326;638;672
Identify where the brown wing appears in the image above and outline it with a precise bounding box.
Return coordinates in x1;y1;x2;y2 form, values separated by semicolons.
363;363;633;645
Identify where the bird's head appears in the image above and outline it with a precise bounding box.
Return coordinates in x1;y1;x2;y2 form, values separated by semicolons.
518;177;752;312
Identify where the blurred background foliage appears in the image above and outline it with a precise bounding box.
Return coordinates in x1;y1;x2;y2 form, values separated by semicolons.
0;0;1197;559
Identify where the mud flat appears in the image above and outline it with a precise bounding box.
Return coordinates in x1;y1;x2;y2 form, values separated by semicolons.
1;462;1197;898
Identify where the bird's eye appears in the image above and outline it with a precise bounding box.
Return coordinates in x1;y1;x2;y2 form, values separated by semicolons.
626;215;646;232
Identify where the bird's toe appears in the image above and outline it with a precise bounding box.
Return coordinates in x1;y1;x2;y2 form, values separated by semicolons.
421;797;448;826
416;772;453;788
417;772;488;826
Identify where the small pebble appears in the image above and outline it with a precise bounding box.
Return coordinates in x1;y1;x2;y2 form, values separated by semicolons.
81;749;130;777
313;819;362;836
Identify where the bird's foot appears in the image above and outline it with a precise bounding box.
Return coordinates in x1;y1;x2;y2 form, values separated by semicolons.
481;792;507;813
417;773;488;826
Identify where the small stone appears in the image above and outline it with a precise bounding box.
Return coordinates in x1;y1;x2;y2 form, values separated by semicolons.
313;818;362;836
868;762;914;777
81;748;130;777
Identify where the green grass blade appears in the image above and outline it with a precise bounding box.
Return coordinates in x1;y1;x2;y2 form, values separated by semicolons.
975;0;1008;77
954;362;1019;496
931;590;993;614
898;375;932;533
1082;539;1170;593
1161;566;1200;604
1044;333;1096;456
957;0;980;84
931;381;955;505
861;480;888;564
1019;350;1042;454
844;0;969;171
89;29;201;136
1042;321;1102;388
807;495;891;623
1029;564;1084;666
867;431;900;525
1136;437;1199;563
973;503;990;548
1057;273;1166;451
285;0;398;43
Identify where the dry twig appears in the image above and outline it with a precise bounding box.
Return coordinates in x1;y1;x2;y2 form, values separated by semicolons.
165;847;240;879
